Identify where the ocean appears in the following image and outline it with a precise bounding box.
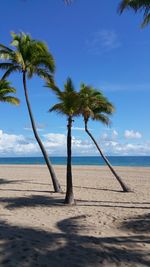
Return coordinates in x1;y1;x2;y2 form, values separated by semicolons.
0;156;150;167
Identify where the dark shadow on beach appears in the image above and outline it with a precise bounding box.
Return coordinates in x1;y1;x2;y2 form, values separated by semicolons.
0;195;64;209
77;199;150;209
0;188;54;194
0;214;150;267
74;185;121;192
0;178;26;185
0;195;149;210
0;178;123;193
121;213;150;233
78;199;150;205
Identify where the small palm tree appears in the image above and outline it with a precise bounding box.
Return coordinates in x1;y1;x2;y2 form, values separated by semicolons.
119;0;150;27
48;78;80;204
79;84;131;192
0;79;19;105
0;32;62;193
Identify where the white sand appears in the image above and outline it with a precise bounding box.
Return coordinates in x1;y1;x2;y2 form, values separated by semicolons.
0;164;149;266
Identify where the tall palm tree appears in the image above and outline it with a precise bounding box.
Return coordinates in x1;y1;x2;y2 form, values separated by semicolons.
79;84;131;192
48;78;80;204
0;79;19;105
119;0;150;27
0;32;62;192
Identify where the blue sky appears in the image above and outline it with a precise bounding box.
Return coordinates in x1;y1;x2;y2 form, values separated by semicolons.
0;0;150;157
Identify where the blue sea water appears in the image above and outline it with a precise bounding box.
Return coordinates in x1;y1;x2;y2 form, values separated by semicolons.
0;156;150;167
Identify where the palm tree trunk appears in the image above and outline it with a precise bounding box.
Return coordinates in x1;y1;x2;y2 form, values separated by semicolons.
64;116;75;204
85;121;131;192
22;71;62;193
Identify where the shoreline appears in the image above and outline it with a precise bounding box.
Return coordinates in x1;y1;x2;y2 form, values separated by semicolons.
0;163;150;169
1;164;150;170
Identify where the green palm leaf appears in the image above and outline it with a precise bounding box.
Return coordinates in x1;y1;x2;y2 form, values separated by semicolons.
1;66;21;80
79;83;114;124
48;78;80;117
0;32;55;81
0;80;20;105
0;96;19;105
119;0;150;27
93;113;111;125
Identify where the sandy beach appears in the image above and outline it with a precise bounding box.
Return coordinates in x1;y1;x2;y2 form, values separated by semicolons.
0;164;149;266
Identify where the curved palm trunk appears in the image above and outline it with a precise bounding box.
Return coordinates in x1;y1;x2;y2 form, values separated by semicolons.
23;71;62;193
64;116;75;204
85;120;131;192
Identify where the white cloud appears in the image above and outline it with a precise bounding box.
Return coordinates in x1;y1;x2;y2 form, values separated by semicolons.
43;133;66;155
0;130;38;155
86;29;121;55
98;30;120;49
124;130;142;139
112;130;118;138
101;133;109;141
101;130;118;141
72;127;85;131
100;137;150;156
44;133;66;145
43;133;94;155
0;129;149;157
24;123;46;132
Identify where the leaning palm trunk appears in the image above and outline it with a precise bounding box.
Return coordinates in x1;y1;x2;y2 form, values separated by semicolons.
85;121;131;192
64;116;75;204
23;71;62;193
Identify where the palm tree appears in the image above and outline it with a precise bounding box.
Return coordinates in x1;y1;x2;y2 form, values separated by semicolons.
0;32;62;193
79;84;131;192
48;78;80;204
119;0;150;27
0;79;19;105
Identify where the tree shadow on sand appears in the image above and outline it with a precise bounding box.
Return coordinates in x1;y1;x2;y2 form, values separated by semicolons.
121;213;150;233
0;176;122;196
0;195;64;209
77;199;150;209
0;178;25;185
0;188;54;194
0;213;150;266
0;195;149;210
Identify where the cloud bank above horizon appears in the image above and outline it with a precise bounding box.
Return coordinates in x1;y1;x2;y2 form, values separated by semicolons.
0;128;149;157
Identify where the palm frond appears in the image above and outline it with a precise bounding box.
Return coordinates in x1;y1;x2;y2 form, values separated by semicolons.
0;79;20;105
0;88;16;94
31;55;55;73
93;113;111;126
49;103;65;114
142;12;150;27
1;66;21;80
0;96;20;105
0;62;16;70
0;32;55;82
46;82;61;95
48;78;80;117
27;67;54;83
64;77;75;93
79;83;115;126
0;50;13;60
0;43;13;53
119;0;150;27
